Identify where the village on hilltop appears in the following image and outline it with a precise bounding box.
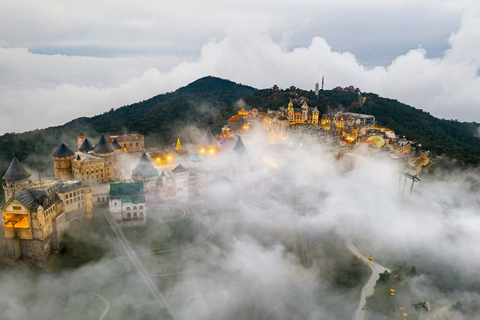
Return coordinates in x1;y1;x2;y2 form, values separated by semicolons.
1;84;429;263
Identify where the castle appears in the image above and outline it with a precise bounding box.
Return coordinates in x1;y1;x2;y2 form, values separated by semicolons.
2;157;93;262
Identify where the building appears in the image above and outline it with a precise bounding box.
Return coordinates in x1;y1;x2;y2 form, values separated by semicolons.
2;157;31;202
72;152;106;186
278;100;319;126
2;178;92;262
132;153;159;194
109;182;146;227
107;133;145;153
53;134;119;186
53;143;75;180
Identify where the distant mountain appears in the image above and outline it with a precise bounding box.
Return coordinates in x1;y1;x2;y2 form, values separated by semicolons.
0;76;479;199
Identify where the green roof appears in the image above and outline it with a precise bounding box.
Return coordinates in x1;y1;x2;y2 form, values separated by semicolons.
110;182;144;197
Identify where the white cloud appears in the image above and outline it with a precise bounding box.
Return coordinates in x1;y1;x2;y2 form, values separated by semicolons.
1;3;480;134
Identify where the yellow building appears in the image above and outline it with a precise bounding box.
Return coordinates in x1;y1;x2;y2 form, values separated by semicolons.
2;178;92;262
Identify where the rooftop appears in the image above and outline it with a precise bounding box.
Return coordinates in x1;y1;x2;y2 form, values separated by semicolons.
2;157;31;181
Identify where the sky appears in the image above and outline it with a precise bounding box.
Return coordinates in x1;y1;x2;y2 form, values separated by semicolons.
1;0;480;134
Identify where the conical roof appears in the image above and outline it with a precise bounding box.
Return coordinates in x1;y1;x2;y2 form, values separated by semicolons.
132;153;158;178
200;127;216;146
79;138;94;152
93;135;113;153
2;157;31;181
53;143;75;158
232;136;248;154
172;164;189;173
111;139;122;150
230;136;250;163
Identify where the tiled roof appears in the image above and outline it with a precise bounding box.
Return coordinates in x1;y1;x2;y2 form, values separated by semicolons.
172;164;189;173
200;127;216;146
79;138;94;151
53;143;75;158
132;153;159;178
2;157;31;181
94;135;113;153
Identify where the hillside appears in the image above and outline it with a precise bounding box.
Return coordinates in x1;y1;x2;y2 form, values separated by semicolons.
0;76;256;178
0;76;479;195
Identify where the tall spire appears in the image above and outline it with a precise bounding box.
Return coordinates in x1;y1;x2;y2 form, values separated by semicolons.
200;127;216;146
93;135;113;153
176;139;182;151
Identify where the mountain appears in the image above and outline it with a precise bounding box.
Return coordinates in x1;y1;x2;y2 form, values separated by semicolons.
0;76;479;197
0;76;256;177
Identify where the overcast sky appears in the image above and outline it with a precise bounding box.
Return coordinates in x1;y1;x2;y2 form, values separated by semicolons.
1;0;480;134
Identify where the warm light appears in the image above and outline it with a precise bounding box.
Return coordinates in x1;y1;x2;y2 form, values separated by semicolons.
200;148;205;154
156;157;161;162
167;156;172;160
209;149;215;154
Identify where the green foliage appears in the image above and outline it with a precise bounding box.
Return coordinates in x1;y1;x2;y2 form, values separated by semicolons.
347;93;480;165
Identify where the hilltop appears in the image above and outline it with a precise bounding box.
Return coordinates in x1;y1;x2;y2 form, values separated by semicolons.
0;76;479;188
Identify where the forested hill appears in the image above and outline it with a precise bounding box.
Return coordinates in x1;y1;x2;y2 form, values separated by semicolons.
0;76;256;178
0;76;479;187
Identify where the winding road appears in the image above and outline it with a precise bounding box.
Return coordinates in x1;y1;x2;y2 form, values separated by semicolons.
345;237;391;320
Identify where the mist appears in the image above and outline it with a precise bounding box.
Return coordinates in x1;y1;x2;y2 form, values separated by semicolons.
1;128;480;319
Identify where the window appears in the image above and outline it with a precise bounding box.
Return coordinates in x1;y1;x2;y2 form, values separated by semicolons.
133;206;137;210
139;206;144;210
126;207;131;211
66;194;69;199
78;203;80;208
82;201;84;206
74;198;77;202
127;213;131;218
140;212;143;217
136;142;138;146
134;212;137;217
13;206;21;210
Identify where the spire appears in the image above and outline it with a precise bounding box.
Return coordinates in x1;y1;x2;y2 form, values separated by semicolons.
132;153;159;178
93;135;113;153
2;157;31;181
302;101;309;109
79;138;94;152
52;143;75;158
111;139;122;150
176;139;182;151
200;127;216;146
230;136;250;164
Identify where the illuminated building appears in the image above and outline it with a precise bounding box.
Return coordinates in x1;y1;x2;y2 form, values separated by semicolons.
106;133;145;153
198;127;218;155
55;135;119;186
109;182;146;227
2;178;92;262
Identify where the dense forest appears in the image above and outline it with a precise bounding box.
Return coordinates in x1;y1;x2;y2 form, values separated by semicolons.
0;76;479;190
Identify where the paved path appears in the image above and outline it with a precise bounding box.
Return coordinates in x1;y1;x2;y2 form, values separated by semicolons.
345;237;391;320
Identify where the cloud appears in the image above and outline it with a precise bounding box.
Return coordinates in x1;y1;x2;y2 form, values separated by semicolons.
1;4;480;134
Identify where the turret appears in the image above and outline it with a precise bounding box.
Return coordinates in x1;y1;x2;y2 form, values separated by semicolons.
52;143;75;180
93;135;115;182
2;157;31;201
312;106;319;126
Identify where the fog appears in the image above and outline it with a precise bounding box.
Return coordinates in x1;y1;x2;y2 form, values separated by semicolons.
1;128;480;319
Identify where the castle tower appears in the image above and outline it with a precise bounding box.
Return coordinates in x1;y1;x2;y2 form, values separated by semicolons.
52;143;75;180
302;101;309;123
2;157;31;201
132;153;159;193
287;100;294;123
312;107;319;126
93;135;115;182
78;138;94;152
77;136;87;150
